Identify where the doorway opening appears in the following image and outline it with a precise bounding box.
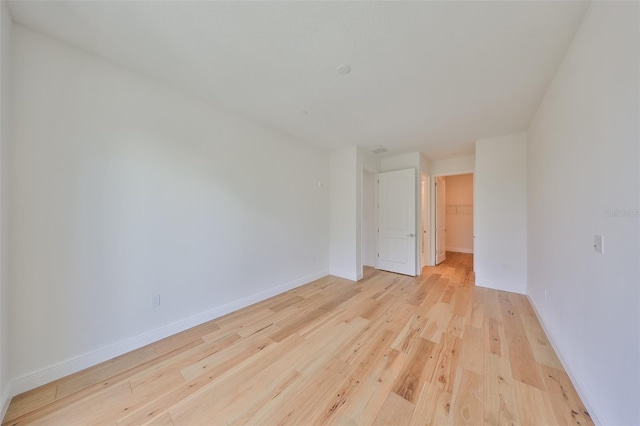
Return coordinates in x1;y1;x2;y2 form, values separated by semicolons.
432;173;475;277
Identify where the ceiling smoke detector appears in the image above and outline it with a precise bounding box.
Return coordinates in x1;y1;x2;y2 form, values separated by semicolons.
372;146;388;154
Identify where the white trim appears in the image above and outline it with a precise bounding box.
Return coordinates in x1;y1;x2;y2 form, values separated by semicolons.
475;278;525;295
9;269;329;396
356;272;364;281
446;247;474;254
420;172;430;270
526;295;602;426
1;383;11;422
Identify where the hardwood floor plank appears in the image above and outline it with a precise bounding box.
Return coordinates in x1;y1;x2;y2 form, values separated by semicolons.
420;302;453;343
513;380;559;425
520;313;563;370
2;384;56;424
14;381;134;425
145;412;175;426
54;345;157;400
392;337;436;403
449;368;484;426
467;287;485;329
5;339;203;426
506;332;545;389
483;353;520;426
486;316;508;358
446;314;465;338
541;365;592;425
3;254;593;426
179;334;273;382
227;370;303;425
424;332;461;394
498;291;527;336
339;349;408;424
315;328;395;423
253;356;349;425
117;333;305;426
372;392;415;426
409;382;452;425
152;321;220;356
391;313;428;354
509;293;536;318
458;325;484;375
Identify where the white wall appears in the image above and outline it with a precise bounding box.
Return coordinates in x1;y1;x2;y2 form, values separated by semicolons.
329;146;357;280
0;1;11;418
329;146;381;281
419;152;431;177
380;152;420;173
474;133;527;294
9;26;330;392
430;155;475;176
527;3;639;424
444;174;473;253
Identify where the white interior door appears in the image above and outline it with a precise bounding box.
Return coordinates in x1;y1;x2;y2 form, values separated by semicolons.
436;176;446;264
377;168;416;276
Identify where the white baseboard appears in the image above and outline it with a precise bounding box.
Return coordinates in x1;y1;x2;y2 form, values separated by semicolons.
526;295;602;426
446;247;474;254
1;382;11;422
329;268;359;281
9;269;329;397
475;278;526;295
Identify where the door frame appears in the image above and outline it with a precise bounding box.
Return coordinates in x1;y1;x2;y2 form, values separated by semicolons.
421;172;430;270
430;170;474;266
361;166;378;273
435;176;447;265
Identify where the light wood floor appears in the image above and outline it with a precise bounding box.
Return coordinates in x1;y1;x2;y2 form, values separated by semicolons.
3;252;592;425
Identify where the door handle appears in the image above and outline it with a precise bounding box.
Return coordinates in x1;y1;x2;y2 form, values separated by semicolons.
407;233;415;238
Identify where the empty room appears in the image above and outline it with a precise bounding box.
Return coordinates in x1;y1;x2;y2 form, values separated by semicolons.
0;1;638;425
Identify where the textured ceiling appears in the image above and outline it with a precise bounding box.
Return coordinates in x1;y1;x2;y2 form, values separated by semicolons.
7;1;589;159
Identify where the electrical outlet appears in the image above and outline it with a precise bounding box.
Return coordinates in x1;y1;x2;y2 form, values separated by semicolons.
151;294;160;308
